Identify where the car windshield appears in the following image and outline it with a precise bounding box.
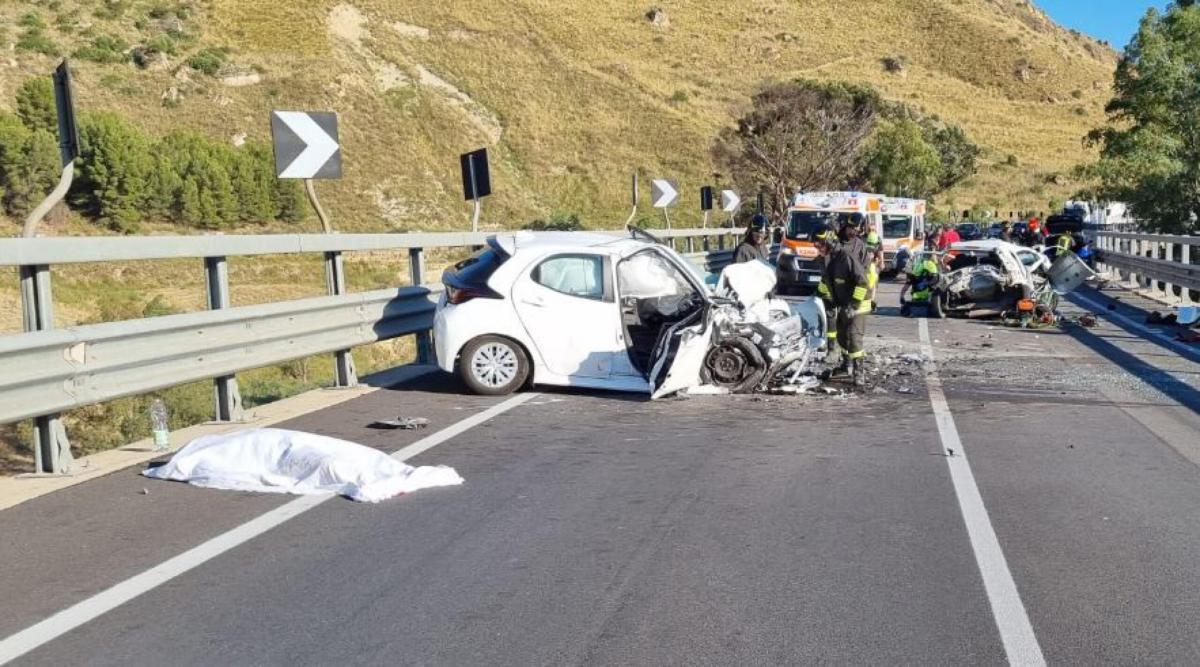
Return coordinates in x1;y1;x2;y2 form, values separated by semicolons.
882;215;912;239
958;224;979;234
787;210;856;240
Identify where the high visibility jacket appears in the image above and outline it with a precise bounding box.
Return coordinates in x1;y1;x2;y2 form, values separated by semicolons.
818;238;870;312
910;258;939;302
1055;233;1072;257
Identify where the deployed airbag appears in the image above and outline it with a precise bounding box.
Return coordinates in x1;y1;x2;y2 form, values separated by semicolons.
143;428;463;502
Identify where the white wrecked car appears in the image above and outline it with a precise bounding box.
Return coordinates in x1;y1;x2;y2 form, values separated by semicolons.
919;240;1052;318
434;230;826;397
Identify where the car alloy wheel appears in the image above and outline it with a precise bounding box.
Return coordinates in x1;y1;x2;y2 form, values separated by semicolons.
470;342;518;389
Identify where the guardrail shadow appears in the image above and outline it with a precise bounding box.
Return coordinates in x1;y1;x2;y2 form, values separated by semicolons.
1060;304;1200;417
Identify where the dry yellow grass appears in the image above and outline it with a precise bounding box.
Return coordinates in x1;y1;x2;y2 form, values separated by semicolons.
0;0;1115;233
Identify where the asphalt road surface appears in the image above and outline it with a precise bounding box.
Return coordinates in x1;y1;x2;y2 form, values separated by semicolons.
3;282;1200;665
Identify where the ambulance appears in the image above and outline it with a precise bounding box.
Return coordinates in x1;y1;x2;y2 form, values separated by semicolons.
775;191;885;295
879;197;926;275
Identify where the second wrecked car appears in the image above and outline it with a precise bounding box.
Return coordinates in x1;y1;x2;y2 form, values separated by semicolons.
434;230;826;398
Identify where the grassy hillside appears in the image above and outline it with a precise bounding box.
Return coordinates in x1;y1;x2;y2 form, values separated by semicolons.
0;0;1116;234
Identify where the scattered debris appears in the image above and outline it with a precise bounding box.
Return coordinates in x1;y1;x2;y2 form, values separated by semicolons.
1147;311;1178;325
369;416;430;430
140;487;149;495
897;386;914;394
1177;330;1200;344
1079;313;1098;328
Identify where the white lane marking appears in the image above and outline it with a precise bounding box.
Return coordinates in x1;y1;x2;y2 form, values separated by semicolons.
1070;292;1200;361
919;319;1046;667
0;392;540;665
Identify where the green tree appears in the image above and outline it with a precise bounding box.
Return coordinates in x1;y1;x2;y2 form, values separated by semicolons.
15;77;56;134
275;179;307;223
712;79;881;217
2;129;60;217
1084;3;1200;233
232;144;276;223
75;113;152;232
860;119;942;198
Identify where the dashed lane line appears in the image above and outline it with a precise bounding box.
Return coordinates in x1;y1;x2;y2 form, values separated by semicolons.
920;319;1046;667
0;392;540;665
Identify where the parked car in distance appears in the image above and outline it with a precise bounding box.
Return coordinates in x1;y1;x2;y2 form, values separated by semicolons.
956;222;983;241
987;223;1004;239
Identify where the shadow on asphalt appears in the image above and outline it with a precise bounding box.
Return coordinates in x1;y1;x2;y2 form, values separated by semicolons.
1061;320;1200;416
1069;288;1200;366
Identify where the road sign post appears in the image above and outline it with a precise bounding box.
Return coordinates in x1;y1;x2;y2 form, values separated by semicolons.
700;186;714;228
651;178;679;229
460;148;491;232
20;60;80;474
270;110;342;233
625;172;639;227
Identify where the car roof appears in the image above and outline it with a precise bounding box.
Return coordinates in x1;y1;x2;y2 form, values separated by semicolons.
950;239;1027;253
490;231;652;257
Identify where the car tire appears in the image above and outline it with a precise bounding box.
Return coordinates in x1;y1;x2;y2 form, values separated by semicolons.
458;335;530;396
930;290;947;319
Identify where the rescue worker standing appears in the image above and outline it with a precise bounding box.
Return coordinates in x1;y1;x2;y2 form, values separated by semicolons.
733;214;770;264
861;215;884;312
815;219;871;386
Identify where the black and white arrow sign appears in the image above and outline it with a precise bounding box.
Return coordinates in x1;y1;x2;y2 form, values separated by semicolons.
721;190;741;213
651;179;679;208
270;111;342;180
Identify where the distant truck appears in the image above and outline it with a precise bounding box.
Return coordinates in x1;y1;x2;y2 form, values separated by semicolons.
879;197;926;275
1063;200;1136;237
776;191;885;295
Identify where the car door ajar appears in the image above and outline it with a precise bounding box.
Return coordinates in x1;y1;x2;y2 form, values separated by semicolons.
510;253;622;379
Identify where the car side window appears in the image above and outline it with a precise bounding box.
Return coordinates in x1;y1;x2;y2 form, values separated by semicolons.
532;254;606;300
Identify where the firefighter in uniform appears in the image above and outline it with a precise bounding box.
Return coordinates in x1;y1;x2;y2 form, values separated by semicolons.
815;220;871;386
810;223;842;363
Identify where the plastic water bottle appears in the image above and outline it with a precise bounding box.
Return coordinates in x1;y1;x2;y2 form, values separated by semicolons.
150;399;170;452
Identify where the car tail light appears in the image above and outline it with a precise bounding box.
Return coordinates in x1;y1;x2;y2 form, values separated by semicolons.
447;286;500;305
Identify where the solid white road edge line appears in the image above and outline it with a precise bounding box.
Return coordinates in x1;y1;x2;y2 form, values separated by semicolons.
919;319;1046;667
0;391;541;666
1069;292;1200;361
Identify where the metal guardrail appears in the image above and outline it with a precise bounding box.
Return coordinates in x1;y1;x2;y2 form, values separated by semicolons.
1095;231;1199;304
1;227;742;473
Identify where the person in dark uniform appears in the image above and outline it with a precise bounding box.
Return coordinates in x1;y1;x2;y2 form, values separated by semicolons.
815;219;871;386
733;214;770;263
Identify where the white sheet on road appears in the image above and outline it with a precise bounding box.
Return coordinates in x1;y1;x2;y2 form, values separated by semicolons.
142;428;463;502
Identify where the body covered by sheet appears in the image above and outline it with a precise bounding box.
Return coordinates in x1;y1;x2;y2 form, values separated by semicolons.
143;428;463;502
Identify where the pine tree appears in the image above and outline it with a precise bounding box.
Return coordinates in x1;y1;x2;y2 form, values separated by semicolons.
75;113;152;232
179;176;202;225
15;77;56;134
276;179;307;223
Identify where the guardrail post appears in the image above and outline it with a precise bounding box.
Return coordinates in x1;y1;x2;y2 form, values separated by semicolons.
1161;242;1176;302
1183;241;1195;305
409;247;433;364
686;237;695;254
1127;239;1141;289
324;251;358;387
19;264;73;474
204;256;243;421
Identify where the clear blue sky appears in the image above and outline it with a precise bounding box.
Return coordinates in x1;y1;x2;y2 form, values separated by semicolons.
1038;1;1169;47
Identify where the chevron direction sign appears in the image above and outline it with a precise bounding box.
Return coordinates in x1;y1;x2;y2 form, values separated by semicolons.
270;111;342;179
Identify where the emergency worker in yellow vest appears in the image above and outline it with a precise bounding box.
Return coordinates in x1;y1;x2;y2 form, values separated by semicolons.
815;220;871;386
861;216;883;311
1055;231;1073;258
900;254;940;317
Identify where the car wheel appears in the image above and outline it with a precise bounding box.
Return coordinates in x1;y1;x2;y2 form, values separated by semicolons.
701;337;767;393
459;335;530;395
930;290;947;319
